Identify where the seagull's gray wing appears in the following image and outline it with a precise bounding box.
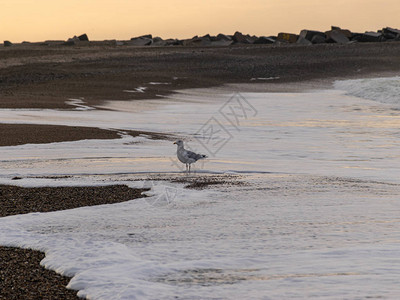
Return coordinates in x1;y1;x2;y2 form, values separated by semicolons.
186;150;207;161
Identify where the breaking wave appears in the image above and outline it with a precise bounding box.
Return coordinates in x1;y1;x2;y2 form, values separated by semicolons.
334;76;400;106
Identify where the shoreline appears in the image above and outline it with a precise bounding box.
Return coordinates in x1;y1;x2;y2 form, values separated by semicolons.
0;124;173;147
1;43;400;299
0;184;149;299
1;43;400;109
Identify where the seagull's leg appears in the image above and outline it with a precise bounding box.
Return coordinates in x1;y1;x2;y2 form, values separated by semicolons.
189;164;191;174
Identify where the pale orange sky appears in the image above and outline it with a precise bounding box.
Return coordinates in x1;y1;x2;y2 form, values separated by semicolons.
1;0;400;42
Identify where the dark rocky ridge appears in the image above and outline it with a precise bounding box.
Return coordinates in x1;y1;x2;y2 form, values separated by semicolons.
4;26;400;47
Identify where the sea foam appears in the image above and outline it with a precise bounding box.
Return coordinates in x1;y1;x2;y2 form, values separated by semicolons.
334;76;400;106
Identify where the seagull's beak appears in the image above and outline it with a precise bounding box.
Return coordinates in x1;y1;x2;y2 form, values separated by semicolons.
173;141;177;144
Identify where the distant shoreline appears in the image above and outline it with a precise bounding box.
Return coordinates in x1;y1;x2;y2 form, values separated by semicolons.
1;42;400;110
3;26;399;46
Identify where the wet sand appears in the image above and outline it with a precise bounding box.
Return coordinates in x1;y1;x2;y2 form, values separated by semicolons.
0;124;173;147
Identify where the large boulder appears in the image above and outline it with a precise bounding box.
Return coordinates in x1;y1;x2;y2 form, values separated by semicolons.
325;29;350;44
299;30;326;42
352;32;384;43
164;39;183;46
128;35;153;46
209;33;233;46
78;33;89;41
3;40;13;47
138;34;152;39
382;27;400;40
276;32;298;43
215;33;232;41
311;35;326;44
329;26;352;38
183;34;211;46
232;31;252;44
183;35;211;46
64;36;80;46
151;37;167;46
210;39;233;46
296;36;312;45
253;36;275;44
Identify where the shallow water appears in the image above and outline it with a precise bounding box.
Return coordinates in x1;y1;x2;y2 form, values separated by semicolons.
1;78;400;299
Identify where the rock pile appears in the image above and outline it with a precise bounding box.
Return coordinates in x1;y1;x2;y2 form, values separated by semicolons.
3;26;400;47
124;26;400;47
276;26;400;45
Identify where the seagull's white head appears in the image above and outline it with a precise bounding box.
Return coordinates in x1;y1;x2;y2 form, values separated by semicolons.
173;140;184;147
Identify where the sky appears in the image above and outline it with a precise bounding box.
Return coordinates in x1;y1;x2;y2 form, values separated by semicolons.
1;0;400;42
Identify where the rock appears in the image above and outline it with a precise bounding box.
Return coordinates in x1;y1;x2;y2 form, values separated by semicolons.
210;39;233;46
138;34;152;39
63;36;80;46
382;27;400;35
382;32;397;40
247;34;258;44
128;34;154;46
45;40;64;44
296;36;312;45
352;32;383;43
151;37;167;46
276;32;298;43
183;35;211;46
103;39;117;46
216;34;232;41
382;27;400;39
164;39;183;46
232;31;252;44
253;36;275;44
325;30;350;44
299;30;326;42
3;40;13;47
311;35;326;44
208;34;233;45
78;33;89;41
211;33;232;42
128;36;153;46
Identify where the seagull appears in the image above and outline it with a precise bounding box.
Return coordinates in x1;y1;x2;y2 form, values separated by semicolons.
173;140;207;173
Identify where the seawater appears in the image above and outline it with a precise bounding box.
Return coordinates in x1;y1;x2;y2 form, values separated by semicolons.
0;77;400;299
335;76;400;106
